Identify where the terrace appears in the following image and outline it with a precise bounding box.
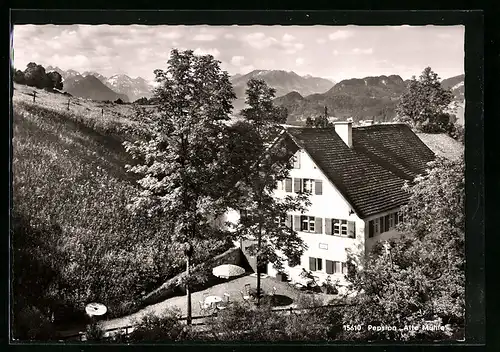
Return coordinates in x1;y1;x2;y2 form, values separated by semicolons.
96;273;341;333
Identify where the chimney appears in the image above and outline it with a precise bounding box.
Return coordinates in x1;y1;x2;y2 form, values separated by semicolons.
334;121;353;148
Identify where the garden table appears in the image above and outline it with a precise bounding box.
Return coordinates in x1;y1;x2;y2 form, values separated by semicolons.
205;295;223;307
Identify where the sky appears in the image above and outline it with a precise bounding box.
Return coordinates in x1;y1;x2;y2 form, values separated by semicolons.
12;24;464;83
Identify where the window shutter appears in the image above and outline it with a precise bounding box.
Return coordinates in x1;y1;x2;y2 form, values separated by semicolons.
293;215;301;231
384;215;390;232
326;260;333;274
325;218;332;235
285;178;292;192
309;257;316;271
317;259;323;271
314;180;323;195
347;221;356;238
368;220;374;238
394;212;399;225
285;214;292;228
315;217;323;234
294;178;302;193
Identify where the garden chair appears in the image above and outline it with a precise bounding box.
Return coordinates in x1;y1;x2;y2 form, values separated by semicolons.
240;290;251;304
199;300;212;316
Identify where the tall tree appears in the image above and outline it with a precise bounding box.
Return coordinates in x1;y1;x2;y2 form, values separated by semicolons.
395;67;454;133
124;49;236;324
233;79;310;304
341;156;465;340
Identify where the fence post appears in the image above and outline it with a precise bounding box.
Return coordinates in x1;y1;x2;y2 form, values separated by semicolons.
67;98;70;110
32;91;37;103
101;108;104;117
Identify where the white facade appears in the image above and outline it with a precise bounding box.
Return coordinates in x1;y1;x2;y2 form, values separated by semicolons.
226;146;403;287
268;148;402;287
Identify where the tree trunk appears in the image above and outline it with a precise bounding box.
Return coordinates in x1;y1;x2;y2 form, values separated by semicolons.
256;211;263;306
186;253;192;325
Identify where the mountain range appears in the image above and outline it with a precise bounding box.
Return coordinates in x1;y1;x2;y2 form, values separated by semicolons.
274;74;465;124
46;66;154;102
230;70;335;112
43;66;464;124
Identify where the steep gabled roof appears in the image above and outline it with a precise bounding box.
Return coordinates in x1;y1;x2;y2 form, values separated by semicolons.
352;124;435;180
284;125;435;218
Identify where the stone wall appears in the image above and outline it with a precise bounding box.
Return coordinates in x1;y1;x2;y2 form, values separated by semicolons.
140;246;248;307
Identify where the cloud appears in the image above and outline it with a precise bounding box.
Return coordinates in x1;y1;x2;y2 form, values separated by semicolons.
193;33;217;41
328;30;353;41
295;57;304;66
316;38;326;44
282;33;295;42
231;55;245;66
283;42;304;54
352;48;373;55
193;47;220;58
333;50;339;56
243;32;278;49
224;33;235;39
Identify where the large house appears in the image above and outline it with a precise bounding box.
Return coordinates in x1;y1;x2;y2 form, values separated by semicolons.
225;121;435;287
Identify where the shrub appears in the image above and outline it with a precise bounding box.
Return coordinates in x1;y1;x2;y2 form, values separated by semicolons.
128;308;189;342
85;321;105;341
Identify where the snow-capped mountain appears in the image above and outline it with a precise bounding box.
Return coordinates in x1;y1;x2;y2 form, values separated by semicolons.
45;66;154;102
104;74;153;102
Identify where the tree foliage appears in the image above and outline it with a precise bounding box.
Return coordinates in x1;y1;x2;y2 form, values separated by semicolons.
46;71;63;90
229;79;311;302
395;67;455;133
123;49;236;322
340;156;465;340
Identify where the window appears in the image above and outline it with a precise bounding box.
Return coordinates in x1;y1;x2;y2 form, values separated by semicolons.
275;214;287;227
341;220;348;236
309;257;322;271
342;262;348;274
332;219;341;235
368;220;374;238
302;178;314;193
294;178;302;193
326;261;348;274
285;178;292;193
334;261;342;274
293;153;301;169
301;216;315;232
332;219;348;236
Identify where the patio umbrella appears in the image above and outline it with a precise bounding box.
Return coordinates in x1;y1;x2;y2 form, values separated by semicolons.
212;264;245;279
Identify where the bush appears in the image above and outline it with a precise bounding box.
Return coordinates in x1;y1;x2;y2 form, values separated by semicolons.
12;304;57;341
128;308;190;342
85;321;105;341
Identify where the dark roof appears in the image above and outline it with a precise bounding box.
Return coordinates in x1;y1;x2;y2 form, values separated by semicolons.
352;124;435;180
284;124;435;218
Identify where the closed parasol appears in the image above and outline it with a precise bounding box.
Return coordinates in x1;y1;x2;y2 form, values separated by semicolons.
212;264;245;279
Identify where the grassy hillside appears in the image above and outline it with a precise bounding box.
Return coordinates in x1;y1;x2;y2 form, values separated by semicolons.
11;85;231;335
